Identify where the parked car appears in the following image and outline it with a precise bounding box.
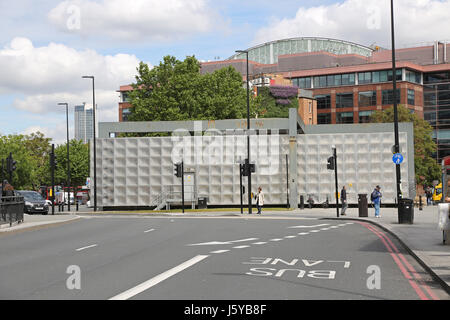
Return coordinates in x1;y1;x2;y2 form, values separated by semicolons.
16;190;49;215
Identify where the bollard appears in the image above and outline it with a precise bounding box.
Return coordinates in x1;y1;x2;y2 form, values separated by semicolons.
419;195;423;211
76;200;79;212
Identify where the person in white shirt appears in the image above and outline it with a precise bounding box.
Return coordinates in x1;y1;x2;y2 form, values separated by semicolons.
255;187;264;215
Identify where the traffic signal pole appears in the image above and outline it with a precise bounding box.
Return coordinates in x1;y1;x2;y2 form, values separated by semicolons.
333;148;339;218
51;144;55;215
181;161;185;214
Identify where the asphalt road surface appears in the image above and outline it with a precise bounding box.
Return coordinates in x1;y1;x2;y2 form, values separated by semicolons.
0;215;448;300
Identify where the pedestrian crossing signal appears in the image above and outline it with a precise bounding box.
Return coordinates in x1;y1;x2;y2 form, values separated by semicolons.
327;156;335;170
174;163;182;178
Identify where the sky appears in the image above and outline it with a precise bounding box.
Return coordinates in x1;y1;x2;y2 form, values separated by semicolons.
1;0;450;145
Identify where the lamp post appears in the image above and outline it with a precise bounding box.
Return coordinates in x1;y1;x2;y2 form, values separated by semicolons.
58;102;70;212
236;49;252;214
82;76;97;212
390;0;402;206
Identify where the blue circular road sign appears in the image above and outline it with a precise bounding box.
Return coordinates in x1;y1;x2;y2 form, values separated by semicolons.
393;153;404;165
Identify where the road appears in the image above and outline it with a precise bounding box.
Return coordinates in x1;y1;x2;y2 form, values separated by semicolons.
0;215;448;300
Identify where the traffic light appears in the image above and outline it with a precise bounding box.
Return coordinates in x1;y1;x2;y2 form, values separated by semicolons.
6;153;16;174
174;163;182;178
242;163;249;177
327;156;335;170
50;152;57;169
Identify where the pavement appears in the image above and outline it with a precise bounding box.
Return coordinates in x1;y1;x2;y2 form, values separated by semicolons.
1;203;449;295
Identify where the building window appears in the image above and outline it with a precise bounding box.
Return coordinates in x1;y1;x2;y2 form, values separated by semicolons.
382;89;401;105
359;91;377;107
309;102;312;113
313;73;354;88
358;72;372;84
293;77;312;89
406;70;421;84
315;95;331;109
336;112;354;124
359;111;374;123
372;70;402;83
341;73;355;86
122;92;130;102
424;72;450;84
407;89;415;105
317;113;331;124
122;108;132;121
336;93;354;108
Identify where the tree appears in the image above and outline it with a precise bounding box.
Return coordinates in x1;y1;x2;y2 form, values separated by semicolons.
54;140;90;187
128;56;257;124
0;133;49;190
370;105;441;187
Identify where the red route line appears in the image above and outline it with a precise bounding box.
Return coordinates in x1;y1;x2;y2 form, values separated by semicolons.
364;223;439;300
356;221;437;300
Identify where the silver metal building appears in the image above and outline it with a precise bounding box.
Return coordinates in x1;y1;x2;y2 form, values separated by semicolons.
93;109;415;210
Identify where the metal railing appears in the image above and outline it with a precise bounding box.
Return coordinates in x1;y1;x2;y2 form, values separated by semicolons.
151;185;197;210
1;195;24;227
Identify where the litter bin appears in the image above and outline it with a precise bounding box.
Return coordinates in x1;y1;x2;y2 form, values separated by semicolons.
398;198;414;224
358;194;368;217
300;195;304;210
198;197;208;209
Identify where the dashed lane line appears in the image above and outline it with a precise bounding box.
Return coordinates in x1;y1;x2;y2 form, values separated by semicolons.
75;244;98;252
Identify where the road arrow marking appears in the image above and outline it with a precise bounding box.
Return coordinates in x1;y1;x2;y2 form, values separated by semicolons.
76;244;98;252
288;224;330;229
188;238;258;246
210;250;230;254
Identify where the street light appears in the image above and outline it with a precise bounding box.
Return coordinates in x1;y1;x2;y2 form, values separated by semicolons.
82;76;97;212
390;0;402;206
236;49;252;214
58;102;71;212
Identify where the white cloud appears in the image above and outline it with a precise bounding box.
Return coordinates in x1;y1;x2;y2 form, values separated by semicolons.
23;124;73;146
252;0;450;48
48;0;218;41
0;37;142;142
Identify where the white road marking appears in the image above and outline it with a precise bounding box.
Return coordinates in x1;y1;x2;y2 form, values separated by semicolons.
76;244;98;252
288;224;330;229
284;236;297;239
188;238;259;246
298;232;309;235
233;245;250;249
210;250;230;254
330;226;339;229
321;228;330;230
310;230;320;233
144;229;155;233
109;255;209;300
252;242;268;245
270;239;283;242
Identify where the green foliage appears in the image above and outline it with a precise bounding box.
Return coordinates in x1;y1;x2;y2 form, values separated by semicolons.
370;105;441;186
0;133;90;190
128;56;257;124
54;140;90;187
256;86;298;118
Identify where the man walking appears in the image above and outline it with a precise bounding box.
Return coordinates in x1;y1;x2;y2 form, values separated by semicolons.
371;185;382;218
255;187;264;215
340;186;347;216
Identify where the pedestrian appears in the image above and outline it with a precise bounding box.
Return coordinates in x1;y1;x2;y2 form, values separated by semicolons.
254;187;264;215
2;180;15;201
340;186;347;216
371;185;382;218
425;186;432;206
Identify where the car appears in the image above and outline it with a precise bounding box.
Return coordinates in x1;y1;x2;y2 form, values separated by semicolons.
16;190;49;215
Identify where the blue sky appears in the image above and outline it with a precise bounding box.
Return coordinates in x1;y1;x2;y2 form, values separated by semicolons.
1;0;449;144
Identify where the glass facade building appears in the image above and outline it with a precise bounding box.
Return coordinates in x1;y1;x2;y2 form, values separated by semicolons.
424;72;450;163
74;104;94;144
